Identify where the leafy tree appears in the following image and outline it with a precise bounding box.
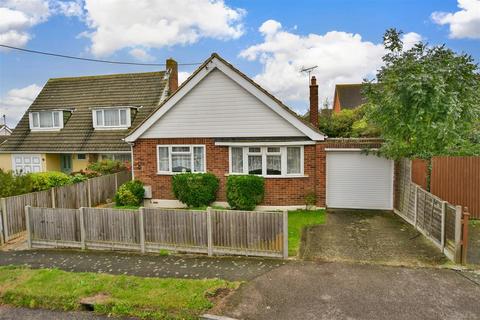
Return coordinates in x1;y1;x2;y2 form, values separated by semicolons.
364;28;480;160
318;106;380;138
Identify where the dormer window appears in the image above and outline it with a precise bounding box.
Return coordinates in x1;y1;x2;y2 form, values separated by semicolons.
93;108;131;129
29;111;63;131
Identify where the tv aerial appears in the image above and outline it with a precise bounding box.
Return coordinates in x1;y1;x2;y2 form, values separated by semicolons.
300;65;318;79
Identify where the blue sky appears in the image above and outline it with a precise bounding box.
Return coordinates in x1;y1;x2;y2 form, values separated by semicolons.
1;0;479;127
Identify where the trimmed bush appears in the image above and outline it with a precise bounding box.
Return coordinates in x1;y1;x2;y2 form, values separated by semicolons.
87;160;126;175
226;175;264;210
0;169;34;197
29;172;72;191
115;180;145;207
172;173;219;208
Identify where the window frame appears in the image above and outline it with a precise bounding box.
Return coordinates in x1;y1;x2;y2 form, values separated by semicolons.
156;145;206;175
29;111;64;131
229;146;304;178
92;107;131;129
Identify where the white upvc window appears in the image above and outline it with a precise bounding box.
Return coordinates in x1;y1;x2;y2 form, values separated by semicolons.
93;108;131;129
29;111;63;130
229;146;304;177
157;145;206;174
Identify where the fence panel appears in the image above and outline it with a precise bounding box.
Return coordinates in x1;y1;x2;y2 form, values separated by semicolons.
29;207;80;248
89;174;117;207
54;181;89;208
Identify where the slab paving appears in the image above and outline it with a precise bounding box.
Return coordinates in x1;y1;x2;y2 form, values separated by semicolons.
0;249;286;281
300;209;448;266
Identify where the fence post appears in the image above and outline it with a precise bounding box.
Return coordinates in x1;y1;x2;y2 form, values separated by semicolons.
87;179;92;207
79;207;86;250
0;208;4;246
207;207;213;256
454;205;463;263
1;198;8;241
51;188;56;208
461;207;470;265
25;205;31;249
283;210;289;259
139;207;145;253
441;201;446;252
114;173;119;190
413;185;418;227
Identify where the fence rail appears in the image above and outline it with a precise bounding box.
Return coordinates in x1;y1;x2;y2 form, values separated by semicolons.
395;159;467;262
26;206;288;259
0;171;131;243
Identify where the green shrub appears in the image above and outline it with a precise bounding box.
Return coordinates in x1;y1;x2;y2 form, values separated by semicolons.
115;180;145;206
87;160;126;175
304;191;316;210
0;169;34;197
70;174;88;183
226;175;264;210
29;172;72;191
172;173;219;208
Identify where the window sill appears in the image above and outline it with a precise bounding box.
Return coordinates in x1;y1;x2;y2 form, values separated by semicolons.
224;173;309;179
30;128;62;132
94;127;130;131
156;171;206;176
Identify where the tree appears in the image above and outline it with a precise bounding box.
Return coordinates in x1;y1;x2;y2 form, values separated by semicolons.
364;28;480;161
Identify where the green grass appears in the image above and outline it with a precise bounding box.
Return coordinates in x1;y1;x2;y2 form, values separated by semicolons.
288;209;326;256
0;266;239;319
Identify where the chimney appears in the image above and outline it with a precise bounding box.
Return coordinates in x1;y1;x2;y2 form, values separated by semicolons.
309;76;319;127
166;58;178;94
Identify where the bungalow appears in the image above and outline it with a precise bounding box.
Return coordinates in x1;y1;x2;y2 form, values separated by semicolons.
126;54;394;210
0;59;178;173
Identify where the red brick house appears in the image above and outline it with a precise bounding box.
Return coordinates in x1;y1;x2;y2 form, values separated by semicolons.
332;83;366;113
126;54;394;210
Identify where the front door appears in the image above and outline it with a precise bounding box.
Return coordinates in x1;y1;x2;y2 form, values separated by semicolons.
60;154;72;173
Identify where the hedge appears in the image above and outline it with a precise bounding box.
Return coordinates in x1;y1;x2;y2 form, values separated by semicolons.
226;175;265;210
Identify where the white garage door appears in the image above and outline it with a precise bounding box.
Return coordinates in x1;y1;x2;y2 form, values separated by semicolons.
326;151;393;210
12;154;42;173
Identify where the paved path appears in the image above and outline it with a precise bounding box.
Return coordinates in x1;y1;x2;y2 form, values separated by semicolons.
300;209;448;266
219;261;480;320
0;249;285;281
0;305;135;320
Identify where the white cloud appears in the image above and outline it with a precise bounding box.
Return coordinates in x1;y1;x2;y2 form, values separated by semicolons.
54;0;83;17
402;32;423;50
240;20;387;112
432;0;480;39
129;48;154;62
0;84;42;127
178;71;191;84
82;0;245;57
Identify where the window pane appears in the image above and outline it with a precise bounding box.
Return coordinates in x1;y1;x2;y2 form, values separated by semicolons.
114;153;132;162
267;147;280;153
231;147;243;173
120;109;127;125
158;147;169;171
172;154;191;172
248;147;261;153
39;111;53;127
172;146;190;152
96;110;103;126
104;109;120;126
248;155;262;174
32;113;39;127
267;155;281;175
287;147;301;174
53;112;60;127
193;146;204;172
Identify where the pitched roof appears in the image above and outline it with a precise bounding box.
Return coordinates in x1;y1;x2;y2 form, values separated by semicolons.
126;53;326;142
0;71;168;153
334;84;366;110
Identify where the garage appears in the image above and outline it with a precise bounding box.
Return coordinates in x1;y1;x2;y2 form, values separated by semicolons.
12;154;43;173
326;150;394;210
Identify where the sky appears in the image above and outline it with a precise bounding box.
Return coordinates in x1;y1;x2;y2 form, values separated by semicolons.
0;0;479;128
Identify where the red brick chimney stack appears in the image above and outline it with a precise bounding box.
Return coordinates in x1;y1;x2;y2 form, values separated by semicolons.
309;76;319;128
166;58;178;94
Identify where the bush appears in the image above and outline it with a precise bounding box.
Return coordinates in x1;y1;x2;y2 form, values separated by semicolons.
29;172;72;191
0;169;34;197
70;173;88;183
115;180;145;206
304;191;316;210
226;175;264;210
87;160;126;175
172;173;219;208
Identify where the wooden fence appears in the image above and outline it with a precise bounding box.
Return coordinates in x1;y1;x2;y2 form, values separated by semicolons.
395;159;468;263
0;171;131;243
412;157;480;219
26;206;288;259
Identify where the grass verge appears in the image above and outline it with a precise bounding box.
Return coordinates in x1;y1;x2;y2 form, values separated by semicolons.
0;266;239;319
288;209;326;256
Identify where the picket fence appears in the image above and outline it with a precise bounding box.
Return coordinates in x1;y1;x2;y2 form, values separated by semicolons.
0;171;131;243
25;206;288;259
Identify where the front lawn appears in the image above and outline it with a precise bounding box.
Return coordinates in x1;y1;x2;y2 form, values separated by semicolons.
0;266;239;319
288;209;326;256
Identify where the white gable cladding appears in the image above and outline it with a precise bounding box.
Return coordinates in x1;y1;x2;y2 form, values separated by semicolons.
141;69;305;138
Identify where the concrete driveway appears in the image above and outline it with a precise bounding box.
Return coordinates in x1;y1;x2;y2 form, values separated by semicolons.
300;209;448;267
219;261;480;320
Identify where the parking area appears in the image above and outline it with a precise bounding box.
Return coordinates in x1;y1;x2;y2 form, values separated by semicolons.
300;209;448;267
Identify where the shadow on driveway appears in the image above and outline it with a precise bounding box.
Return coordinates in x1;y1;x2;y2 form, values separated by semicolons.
300;209;448;267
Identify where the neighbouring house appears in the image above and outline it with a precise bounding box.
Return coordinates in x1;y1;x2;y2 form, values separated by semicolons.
332;83;366;113
126;53;394;210
0;59;178;174
0;124;12;144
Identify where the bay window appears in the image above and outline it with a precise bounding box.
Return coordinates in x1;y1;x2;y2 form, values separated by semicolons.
93;108;130;129
230;146;304;177
29;111;63;130
157;145;206;174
